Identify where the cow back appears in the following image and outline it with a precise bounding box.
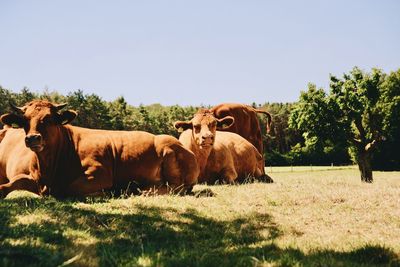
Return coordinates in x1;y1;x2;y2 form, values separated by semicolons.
211;103;263;153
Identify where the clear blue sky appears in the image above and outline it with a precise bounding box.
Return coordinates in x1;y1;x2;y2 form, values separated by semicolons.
1;0;399;106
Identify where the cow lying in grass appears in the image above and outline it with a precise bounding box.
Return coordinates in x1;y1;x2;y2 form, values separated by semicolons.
211;103;274;182
211;103;272;155
0;100;199;198
174;109;270;184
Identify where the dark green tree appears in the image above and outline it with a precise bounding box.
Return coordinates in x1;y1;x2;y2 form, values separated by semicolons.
12;87;37;106
108;96;134;130
329;67;386;182
373;69;400;170
289;84;349;166
65;90;112;129
39;89;66;104
0;86;13;115
290;67;396;182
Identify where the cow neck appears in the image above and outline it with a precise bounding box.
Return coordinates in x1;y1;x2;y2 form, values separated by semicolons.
32;125;73;189
190;137;213;176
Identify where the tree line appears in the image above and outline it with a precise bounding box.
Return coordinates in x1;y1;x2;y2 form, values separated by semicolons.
1;67;399;178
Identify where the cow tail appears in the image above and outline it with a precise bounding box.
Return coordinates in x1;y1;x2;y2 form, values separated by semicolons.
254;109;272;133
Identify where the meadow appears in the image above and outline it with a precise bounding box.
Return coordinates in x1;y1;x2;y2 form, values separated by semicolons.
0;168;399;267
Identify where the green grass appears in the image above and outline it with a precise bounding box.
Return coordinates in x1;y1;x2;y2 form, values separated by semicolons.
1;168;399;267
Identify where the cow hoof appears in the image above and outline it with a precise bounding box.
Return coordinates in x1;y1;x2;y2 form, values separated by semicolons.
260;175;274;183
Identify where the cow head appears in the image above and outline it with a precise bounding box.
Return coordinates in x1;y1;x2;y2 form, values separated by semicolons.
174;109;234;149
0;100;77;152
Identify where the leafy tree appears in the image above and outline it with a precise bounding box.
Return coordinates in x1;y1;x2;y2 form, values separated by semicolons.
65;90;112;129
136;104;155;132
257;103;301;166
329;67;387;182
12;87;37;106
39;89;67;104
108;96;134;130
288;84;349;166
290;67;396;182
263;102;301;155
373;69;400;170
0;86;13;115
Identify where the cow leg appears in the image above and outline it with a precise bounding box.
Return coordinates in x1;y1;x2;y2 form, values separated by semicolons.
221;168;238;184
256;155;266;175
160;147;198;195
254;166;274;183
260;174;274;183
65;163;113;196
255;156;274;182
0;176;40;198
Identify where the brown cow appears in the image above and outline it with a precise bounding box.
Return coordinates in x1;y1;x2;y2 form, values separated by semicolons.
0;100;199;198
210;103;273;182
174;109;269;184
210;103;272;154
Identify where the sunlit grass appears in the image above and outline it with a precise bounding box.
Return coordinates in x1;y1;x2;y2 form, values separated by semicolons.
1;169;399;266
265;164;358;173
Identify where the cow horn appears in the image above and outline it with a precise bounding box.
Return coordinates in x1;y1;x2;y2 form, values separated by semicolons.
9;102;24;114
54;103;68;111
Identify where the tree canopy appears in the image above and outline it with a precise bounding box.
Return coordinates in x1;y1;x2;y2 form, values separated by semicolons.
289;67;400;181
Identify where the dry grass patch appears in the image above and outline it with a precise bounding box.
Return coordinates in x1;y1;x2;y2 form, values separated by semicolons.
267;170;400;252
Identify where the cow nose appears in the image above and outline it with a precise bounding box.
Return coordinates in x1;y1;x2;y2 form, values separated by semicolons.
202;133;214;140
25;134;42;145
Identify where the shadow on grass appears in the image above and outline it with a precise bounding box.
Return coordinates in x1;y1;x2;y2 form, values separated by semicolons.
0;196;399;267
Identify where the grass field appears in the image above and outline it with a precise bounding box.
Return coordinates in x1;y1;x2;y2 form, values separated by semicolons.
1;168;399;267
266;165;358;173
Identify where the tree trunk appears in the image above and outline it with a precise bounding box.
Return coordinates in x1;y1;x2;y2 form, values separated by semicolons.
357;151;373;183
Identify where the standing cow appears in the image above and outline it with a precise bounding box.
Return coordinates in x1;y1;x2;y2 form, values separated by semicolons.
211;103;273;182
0;100;199;198
174;109;269;184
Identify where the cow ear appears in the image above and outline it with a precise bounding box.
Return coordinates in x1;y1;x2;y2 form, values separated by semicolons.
174;121;192;132
0;113;26;128
217;116;234;130
58;110;77;125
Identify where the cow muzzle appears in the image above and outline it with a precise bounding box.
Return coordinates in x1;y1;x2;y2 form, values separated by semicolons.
25;134;44;152
200;136;214;148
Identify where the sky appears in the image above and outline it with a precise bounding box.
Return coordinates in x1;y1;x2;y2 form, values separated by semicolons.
0;0;399;106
